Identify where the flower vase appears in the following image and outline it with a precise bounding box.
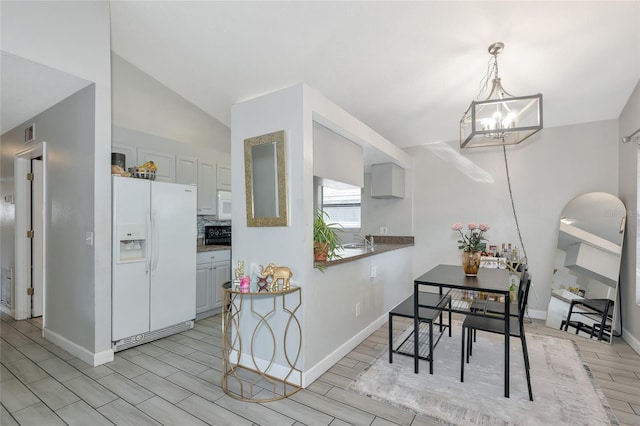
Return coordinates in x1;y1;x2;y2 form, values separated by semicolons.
462;250;481;276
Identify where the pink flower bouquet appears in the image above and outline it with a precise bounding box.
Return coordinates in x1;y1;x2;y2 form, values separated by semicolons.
452;223;489;252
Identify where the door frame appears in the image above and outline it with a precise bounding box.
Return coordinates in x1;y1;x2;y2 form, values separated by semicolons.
14;141;47;321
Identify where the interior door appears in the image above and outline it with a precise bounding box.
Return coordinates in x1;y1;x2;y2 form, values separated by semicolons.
31;158;44;317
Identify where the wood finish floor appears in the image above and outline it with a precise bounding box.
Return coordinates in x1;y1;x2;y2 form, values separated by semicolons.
1;312;639;425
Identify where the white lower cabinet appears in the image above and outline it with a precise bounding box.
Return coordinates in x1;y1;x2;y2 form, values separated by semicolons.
196;249;231;318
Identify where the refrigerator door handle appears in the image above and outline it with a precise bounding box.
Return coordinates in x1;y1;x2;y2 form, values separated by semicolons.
152;210;160;272
145;208;151;273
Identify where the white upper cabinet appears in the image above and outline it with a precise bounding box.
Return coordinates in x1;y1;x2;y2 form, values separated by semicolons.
198;161;217;215
137;148;176;182
177;156;198;185
371;163;405;199
217;165;231;191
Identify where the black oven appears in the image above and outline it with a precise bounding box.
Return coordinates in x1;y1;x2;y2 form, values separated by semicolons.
204;225;231;246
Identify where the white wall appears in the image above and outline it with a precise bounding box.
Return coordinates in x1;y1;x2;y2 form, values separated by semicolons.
362;168;414;237
0;1;112;363
232;84;413;385
112;54;230;156
618;80;640;352
407;119;619;315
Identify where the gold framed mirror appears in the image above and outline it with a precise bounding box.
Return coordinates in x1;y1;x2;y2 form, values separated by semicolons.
244;130;288;227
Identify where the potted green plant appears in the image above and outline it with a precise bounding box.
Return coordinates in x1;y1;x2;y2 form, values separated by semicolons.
313;209;343;263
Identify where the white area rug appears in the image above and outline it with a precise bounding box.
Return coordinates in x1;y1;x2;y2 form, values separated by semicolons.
348;322;618;425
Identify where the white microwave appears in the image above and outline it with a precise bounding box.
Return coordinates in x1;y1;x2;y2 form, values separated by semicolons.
217;191;232;220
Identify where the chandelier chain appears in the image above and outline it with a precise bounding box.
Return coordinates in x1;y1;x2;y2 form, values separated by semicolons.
502;145;527;264
503;145;537;314
474;56;499;100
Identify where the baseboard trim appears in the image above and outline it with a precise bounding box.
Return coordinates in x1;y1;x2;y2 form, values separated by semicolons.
622;326;640;355
43;327;114;367
301;313;387;387
0;304;15;318
527;308;547;320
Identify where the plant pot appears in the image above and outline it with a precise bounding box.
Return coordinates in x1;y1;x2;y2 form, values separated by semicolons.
462;250;481;276
314;242;330;261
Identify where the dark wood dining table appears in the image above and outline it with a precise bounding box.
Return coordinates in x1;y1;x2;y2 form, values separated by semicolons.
413;264;512;397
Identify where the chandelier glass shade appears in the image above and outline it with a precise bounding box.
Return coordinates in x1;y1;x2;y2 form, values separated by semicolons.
460;42;543;149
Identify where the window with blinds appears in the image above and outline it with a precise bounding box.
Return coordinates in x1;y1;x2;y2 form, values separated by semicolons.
321;186;361;229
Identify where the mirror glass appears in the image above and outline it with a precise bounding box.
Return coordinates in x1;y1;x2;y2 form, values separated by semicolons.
244;130;288;227
545;192;626;344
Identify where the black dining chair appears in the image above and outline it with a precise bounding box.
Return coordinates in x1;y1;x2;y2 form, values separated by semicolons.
469;264;528;342
460;272;533;401
560;298;614;342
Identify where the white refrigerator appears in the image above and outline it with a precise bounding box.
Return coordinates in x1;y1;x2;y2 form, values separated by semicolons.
112;176;197;349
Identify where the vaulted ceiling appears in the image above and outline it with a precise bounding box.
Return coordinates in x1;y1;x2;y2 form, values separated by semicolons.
109;1;640;148
3;2;639;147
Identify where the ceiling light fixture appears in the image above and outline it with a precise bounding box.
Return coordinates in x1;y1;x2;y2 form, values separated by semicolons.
460;42;543;149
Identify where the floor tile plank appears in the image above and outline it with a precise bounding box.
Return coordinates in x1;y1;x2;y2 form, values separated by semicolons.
56;400;113;426
0;378;41;412
97;373;155;405
136;395;209;426
177;394;254;426
63;375;118;408
27;377;80;410
131;372;192;404
12;402;66;426
97;398;161;426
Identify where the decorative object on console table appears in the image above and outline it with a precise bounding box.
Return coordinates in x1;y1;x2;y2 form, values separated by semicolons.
259;263;293;290
313;209;343;264
257;275;269;292
453;222;489;277
233;260;244;290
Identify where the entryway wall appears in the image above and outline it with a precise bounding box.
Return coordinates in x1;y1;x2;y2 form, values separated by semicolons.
1;1;112;366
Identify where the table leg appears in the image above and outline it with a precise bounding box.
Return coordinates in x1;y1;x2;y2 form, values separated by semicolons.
414;282;419;374
504;294;510;398
389;313;393;363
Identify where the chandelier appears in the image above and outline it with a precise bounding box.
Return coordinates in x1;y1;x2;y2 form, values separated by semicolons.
460;42;543;149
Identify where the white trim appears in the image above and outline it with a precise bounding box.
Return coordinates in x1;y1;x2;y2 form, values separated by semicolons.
43;327;114;366
622;326;640;356
14;142;47;321
301;313;387;387
230;351;302;385
526;308;547;321
0;303;15;318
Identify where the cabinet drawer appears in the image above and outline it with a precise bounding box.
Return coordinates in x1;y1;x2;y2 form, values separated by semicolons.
197;250;230;263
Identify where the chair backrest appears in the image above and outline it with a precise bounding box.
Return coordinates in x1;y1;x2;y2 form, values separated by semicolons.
517;271;532;323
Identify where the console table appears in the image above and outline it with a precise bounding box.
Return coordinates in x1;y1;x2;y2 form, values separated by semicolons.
221;282;302;402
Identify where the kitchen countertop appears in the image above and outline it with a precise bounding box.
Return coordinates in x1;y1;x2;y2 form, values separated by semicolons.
197;244;231;253
314;235;414;269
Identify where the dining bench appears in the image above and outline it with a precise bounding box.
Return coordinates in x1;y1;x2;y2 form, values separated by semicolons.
388;291;452;374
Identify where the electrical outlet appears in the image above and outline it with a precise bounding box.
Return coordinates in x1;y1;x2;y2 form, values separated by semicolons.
380;226;388;235
355;302;361;317
370;266;377;278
